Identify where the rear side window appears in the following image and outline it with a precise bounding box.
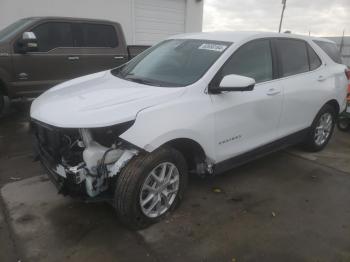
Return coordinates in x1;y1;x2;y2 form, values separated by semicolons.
276;39;309;77
78;23;118;48
219;39;273;83
307;44;322;70
313;40;342;64
32;22;73;52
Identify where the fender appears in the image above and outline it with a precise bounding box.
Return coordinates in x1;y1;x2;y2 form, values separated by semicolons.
122;126;215;160
120;95;216;162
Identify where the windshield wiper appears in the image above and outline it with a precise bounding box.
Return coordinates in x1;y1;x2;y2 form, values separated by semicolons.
124;75;162;87
113;72;178;87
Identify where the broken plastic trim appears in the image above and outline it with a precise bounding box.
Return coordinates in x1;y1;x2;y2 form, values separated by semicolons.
68;128;139;197
32;119;139;199
51;142;138;198
88;120;135;147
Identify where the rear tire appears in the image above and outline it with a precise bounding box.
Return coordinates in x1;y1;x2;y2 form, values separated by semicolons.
114;146;188;229
337;118;350;131
303;104;336;152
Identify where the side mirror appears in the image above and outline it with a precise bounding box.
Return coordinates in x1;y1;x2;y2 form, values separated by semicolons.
209;74;255;93
18;32;38;53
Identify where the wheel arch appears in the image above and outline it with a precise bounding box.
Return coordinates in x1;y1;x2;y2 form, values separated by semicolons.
163;138;207;173
324;99;340;114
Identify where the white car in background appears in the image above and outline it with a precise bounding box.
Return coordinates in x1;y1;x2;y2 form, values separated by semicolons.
30;32;349;229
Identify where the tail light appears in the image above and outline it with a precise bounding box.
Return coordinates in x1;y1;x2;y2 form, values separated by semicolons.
345;69;350;80
346;69;350;102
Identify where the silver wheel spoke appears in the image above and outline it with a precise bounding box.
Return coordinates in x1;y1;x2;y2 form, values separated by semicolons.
314;112;333;146
164;165;175;184
140;162;180;218
159;163;167;182
141;193;155;206
143;184;156;193
150;171;162;184
168;176;179;186
165;188;178;195
161;193;170;208
146;195;160;215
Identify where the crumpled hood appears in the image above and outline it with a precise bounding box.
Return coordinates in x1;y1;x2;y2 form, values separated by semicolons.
30;71;186;128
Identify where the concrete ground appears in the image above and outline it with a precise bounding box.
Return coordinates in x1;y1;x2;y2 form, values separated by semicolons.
1;104;350;262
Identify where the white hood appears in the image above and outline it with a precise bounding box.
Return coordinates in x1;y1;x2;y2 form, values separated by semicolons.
30;71;186;128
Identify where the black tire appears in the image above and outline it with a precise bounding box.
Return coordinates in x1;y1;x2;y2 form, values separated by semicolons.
0;92;4;116
114;146;188;229
303;104;336;152
337;118;350;131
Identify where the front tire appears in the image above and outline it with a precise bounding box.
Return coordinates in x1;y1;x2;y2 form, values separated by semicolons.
0;91;10;117
114;146;188;229
303;104;336;152
0;92;4;116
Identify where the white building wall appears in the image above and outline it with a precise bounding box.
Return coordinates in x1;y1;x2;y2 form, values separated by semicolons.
0;0;203;45
185;0;203;33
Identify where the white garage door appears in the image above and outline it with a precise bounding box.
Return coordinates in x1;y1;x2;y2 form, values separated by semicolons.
134;0;186;45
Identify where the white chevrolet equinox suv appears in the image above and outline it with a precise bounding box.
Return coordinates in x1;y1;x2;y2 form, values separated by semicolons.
31;32;349;229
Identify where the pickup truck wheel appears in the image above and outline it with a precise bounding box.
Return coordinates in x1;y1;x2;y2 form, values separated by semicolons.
303;104;336;152
114;146;188;229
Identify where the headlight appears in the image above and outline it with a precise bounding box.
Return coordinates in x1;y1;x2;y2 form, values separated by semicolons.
88;120;135;147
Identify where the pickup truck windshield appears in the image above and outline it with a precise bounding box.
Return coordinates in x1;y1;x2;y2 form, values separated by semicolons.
112;39;231;87
0;18;35;41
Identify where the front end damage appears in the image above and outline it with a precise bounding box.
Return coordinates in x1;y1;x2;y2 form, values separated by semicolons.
31;120;138;200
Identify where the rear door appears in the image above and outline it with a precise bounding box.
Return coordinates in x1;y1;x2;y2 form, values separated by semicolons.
274;38;324;137
11;21;78;96
73;22;128;75
211;39;283;162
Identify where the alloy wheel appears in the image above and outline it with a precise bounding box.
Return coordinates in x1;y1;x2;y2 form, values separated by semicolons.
314;112;333;146
140;162;180;218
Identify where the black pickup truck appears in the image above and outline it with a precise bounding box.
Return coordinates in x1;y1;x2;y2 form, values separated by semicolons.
0;17;150;114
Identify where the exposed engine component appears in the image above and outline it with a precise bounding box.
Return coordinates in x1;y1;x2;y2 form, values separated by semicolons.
32;121;138;198
79;128;138;197
80;128;124;175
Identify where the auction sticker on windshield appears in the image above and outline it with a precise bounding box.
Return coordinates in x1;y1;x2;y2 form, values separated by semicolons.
199;43;227;52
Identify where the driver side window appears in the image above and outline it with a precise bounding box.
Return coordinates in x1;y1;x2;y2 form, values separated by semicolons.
220;39;273;84
31;22;74;52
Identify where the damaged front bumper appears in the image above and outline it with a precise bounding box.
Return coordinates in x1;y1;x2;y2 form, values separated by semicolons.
32;120;138;200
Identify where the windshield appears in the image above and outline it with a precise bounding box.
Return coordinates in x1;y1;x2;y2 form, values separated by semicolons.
112;39;231;87
0;18;34;41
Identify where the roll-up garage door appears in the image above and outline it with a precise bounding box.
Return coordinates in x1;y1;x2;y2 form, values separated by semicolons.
134;0;186;45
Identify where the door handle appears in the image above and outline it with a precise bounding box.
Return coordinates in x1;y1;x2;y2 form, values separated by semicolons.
317;75;326;81
68;56;79;61
266;88;281;96
114;56;125;59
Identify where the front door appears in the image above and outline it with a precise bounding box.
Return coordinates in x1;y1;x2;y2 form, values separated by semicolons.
11;21;80;97
210;39;283;163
